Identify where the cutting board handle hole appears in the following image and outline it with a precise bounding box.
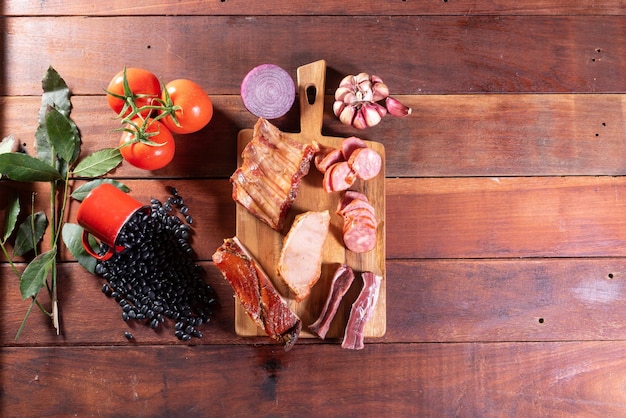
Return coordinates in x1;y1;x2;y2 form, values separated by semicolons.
306;85;317;105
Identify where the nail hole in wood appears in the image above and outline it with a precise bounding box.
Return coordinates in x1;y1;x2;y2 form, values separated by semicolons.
538;318;544;324
596;48;602;53
608;273;614;279
306;85;317;105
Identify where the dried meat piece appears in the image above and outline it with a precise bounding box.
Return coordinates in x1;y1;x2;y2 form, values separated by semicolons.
342;271;382;350
231;118;318;230
309;264;355;339
212;237;302;351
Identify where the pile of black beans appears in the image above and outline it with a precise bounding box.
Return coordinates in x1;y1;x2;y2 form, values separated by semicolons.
94;187;217;341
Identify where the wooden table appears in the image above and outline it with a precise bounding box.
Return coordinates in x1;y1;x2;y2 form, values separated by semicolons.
1;2;626;416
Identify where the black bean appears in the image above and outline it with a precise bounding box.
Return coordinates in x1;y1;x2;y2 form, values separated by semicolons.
124;331;133;340
94;190;216;341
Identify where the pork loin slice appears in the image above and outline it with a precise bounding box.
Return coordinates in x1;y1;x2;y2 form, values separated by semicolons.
278;210;331;302
212;237;302;351
231;118;318;231
309;264;355;339
342;271;382;350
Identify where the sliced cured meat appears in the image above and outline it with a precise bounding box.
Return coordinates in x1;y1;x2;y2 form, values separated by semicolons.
322;161;357;193
342;215;377;253
340;136;367;160
337;191;377;253
337;195;375;217
347;147;382;180
231;118;318;231
309;264;355;339
212;237;302;351
278;211;331;302
342;271;382;350
315;148;344;174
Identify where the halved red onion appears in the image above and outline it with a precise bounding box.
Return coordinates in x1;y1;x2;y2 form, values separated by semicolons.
241;64;295;119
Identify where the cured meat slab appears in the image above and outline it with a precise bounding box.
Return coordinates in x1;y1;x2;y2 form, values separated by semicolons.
235;60;386;339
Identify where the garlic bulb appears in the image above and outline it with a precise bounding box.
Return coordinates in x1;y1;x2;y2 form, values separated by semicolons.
333;72;411;129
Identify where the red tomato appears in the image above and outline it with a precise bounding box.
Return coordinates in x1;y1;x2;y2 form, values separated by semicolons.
119;118;175;170
161;79;213;134
107;68;161;117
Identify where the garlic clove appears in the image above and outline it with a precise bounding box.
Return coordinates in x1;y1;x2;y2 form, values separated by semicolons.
354;72;371;85
339;104;356;126
371;74;384;84
385;96;412;117
361;103;383;128
371;101;388;118
334;86;353;101
338;74;355;89
372;81;389;102
333;100;345;118
352;108;369;130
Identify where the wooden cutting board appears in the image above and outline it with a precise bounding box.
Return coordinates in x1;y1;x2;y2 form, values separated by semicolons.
234;59;386;339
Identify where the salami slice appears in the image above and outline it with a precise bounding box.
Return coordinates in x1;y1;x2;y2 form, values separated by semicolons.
342;214;377;253
323;161;357;193
315;148;345;174
337;196;376;218
341;136;367;160
348;147;382;180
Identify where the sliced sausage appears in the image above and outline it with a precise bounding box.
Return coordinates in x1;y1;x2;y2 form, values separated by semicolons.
315;148;345;174
340;136;367;160
348;147;382;181
323;161;357;193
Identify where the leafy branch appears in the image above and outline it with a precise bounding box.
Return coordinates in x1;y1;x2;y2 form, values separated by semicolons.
0;67;125;340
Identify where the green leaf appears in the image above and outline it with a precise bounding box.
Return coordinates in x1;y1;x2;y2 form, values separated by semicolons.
71;179;130;202
45;106;80;164
13;211;48;257
72;148;122;177
62;223;97;273
2;190;20;243
0;153;62;182
35;66;72;172
20;247;57;299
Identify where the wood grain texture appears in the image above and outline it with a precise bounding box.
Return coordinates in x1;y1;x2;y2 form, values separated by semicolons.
4;0;626;16
3;342;626;417
2;1;626;415
1;16;625;96
388;176;626;258
2;94;626;179
4;258;626;346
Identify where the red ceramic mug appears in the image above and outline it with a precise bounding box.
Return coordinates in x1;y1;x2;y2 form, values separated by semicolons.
76;183;149;261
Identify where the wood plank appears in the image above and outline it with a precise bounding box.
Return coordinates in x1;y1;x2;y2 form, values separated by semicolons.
6;176;626;263
3;94;626;179
388;176;626;258
4;258;626;345
1;16;625;96
3;342;626;416
4;0;626;16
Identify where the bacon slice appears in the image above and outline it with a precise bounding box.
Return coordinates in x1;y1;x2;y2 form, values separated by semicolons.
278;210;331;302
342;271;382;350
231;118;318;231
309;264;355;339
212;237;302;351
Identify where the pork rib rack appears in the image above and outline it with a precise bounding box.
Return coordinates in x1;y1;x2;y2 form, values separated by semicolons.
231;118;318;231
